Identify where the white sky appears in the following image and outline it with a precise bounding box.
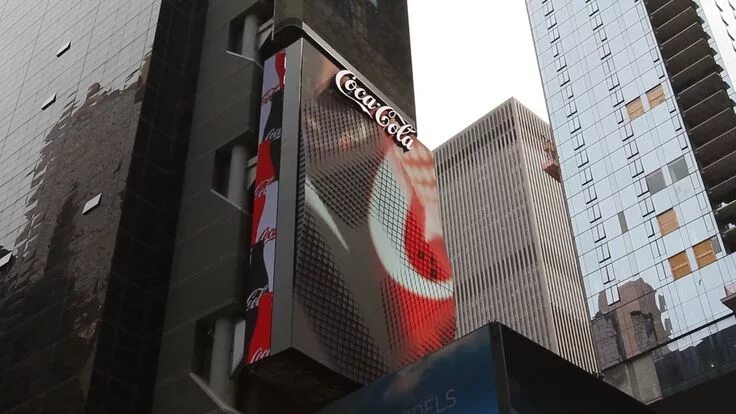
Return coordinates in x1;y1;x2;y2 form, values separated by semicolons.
408;1;548;150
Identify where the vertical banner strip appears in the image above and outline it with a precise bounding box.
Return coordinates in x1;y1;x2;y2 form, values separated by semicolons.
244;49;287;365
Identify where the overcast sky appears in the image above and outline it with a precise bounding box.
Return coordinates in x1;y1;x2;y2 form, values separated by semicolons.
407;1;548;150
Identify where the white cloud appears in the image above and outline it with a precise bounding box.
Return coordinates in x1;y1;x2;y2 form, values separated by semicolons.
408;0;548;150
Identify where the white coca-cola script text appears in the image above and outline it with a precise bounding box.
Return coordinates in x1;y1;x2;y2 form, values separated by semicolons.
335;70;416;151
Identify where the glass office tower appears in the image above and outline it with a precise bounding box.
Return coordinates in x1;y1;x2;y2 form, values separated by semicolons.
527;0;736;406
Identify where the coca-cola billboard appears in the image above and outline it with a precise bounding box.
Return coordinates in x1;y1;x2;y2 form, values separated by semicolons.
243;41;455;385
243;50;286;365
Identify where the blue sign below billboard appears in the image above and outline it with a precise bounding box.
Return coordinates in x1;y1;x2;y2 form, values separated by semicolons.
318;328;499;414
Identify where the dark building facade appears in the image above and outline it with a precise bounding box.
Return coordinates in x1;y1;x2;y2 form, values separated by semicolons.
0;0;206;412
0;0;433;413
273;0;415;117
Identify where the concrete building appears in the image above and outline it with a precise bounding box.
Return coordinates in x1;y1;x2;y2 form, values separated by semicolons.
526;0;736;409
434;98;598;373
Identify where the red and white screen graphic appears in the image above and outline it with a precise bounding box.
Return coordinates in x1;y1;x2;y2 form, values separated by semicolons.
292;43;456;383
245;50;286;365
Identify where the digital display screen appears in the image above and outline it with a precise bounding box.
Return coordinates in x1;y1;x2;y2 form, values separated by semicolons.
289;42;455;383
317;328;500;414
244;50;287;365
245;41;454;386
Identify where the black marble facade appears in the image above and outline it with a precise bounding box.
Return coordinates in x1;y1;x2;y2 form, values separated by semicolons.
275;0;415;119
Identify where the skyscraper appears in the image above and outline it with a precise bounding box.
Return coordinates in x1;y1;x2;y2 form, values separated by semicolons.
0;1;204;412
527;0;736;406
434;98;597;373
0;1;448;413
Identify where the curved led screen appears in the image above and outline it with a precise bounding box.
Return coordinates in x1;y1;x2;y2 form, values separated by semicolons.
244;41;455;385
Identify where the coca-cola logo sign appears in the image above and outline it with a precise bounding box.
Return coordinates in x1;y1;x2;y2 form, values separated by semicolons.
254;178;274;198
259;227;277;243
246;285;268;311
249;347;270;363
335;70;416;151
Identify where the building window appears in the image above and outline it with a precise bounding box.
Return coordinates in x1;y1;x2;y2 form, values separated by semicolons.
228;15;245;53
667;95;677;112
570;116;582;133
576;149;589;166
624;141;639;159
564;85;574;99
588;204;602;222
626;97;645;120
582;167;593;184
603;58;614;74
588;0;600;15
544;2;554;16
652;238;665;259
620;123;634;141
42;93;57;110
669;251;692;280
639;197;655;217
673;115;683;131
646;218;656;237
694;239;717;268
556;56;567;71
605;285;620;305
592;14;603;30
573;133;585;149
629;158;644;177
639;197;654;217
645;169;666;194
593;223;606;242
585;186;598;204
611;89;624;106
607;73;620;90
657;209;679;236
635;178;649;196
650;48;660;62
597;243;611;262
618;211;629;233
550;27;560;42
647;85;666;108
56;41;71;57
547;15;557;28
668;156;689;182
552;43;560;56
602;264;615;283
616;107;625;124
559;69;570;85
